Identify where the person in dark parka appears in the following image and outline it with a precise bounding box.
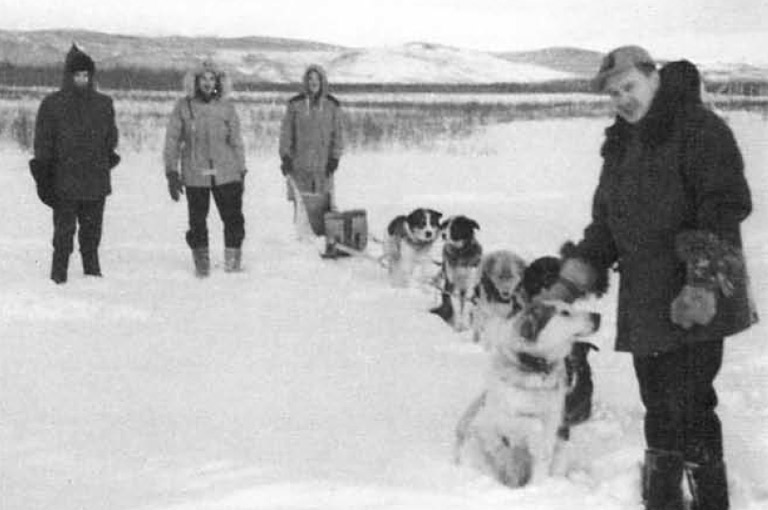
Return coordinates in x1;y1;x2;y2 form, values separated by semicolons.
542;47;757;510
31;44;119;284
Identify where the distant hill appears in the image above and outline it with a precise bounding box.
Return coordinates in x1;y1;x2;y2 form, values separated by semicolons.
496;47;604;78
0;29;766;86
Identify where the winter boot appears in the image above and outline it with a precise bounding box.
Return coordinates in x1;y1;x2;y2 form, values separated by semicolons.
224;248;242;273
50;250;70;284
81;251;102;277
564;341;598;426
685;459;729;510
191;248;210;278
642;449;685;510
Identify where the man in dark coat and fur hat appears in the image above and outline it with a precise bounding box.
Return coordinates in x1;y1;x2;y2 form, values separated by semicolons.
31;44;120;284
542;47;756;510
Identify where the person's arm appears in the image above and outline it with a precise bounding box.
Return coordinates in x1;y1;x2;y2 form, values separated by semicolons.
33;97;56;164
228;103;247;178
543;170;618;302
278;102;295;174
163;101;184;176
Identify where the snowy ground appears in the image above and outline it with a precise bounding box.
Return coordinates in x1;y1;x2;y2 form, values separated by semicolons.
1;113;767;510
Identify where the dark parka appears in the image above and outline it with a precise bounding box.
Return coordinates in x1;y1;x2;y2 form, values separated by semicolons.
572;60;755;356
33;46;119;201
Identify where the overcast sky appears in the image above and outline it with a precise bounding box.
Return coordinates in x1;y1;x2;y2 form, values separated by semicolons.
1;0;767;64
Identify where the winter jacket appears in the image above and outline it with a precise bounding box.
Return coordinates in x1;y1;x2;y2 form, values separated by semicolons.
33;46;119;201
164;61;246;188
572;60;755;356
279;65;344;194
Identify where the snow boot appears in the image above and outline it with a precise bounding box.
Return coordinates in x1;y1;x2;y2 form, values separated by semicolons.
191;248;210;278
564;341;598;426
642;449;685;510
81;251;102;277
685;459;729;510
224;247;242;273
50;250;69;284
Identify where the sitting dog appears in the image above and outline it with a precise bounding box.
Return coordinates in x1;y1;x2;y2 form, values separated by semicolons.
382;208;443;287
455;301;600;488
435;215;483;331
470;250;527;345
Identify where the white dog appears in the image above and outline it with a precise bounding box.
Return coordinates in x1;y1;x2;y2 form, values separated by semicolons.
455;301;600;488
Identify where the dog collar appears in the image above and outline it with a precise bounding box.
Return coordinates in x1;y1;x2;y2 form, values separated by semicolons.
516;352;556;374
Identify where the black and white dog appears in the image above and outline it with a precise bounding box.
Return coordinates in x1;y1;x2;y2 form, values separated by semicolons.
383;208;443;287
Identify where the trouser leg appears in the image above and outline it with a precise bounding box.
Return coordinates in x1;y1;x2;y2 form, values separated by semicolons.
633;340;728;510
51;199;77;283
77;198;105;276
212;181;245;249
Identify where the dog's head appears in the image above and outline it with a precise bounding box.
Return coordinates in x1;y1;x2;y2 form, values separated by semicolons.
441;215;480;247
480;250;526;302
405;208;443;244
512;301;600;361
521;256;562;302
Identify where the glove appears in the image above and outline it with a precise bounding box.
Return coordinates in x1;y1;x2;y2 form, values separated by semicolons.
280;156;293;176
325;157;339;177
671;284;717;329
537;277;580;304
166;172;184;202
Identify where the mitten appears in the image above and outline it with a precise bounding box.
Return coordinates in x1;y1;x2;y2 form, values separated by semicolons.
325;157;339;176
671;285;717;329
166;172;184;202
670;230;744;329
280;156;293;176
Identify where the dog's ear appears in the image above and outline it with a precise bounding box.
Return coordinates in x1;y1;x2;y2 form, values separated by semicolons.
387;216;405;235
439;218;451;230
431;210;443;222
470;219;480;231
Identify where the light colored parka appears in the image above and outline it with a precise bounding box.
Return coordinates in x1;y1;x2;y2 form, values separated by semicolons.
164;61;246;188
279;65;344;195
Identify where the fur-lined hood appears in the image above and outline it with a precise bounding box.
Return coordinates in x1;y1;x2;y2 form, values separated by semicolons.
302;64;330;98
182;59;233;100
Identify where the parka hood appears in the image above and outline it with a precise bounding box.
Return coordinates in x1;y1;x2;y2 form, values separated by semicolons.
62;44;96;91
302;64;330;98
183;59;233;100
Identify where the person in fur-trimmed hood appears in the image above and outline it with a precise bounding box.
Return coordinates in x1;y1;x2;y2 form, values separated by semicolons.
541;47;757;510
278;64;344;229
163;59;247;276
31;44;120;284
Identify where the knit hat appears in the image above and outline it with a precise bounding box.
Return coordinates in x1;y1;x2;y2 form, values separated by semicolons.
65;44;95;74
592;45;656;91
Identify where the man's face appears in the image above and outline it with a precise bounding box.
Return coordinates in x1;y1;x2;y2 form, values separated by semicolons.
73;71;90;89
198;71;217;97
307;71;321;95
604;67;660;124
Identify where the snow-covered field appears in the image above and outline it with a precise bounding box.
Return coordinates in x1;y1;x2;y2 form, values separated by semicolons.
1;113;767;510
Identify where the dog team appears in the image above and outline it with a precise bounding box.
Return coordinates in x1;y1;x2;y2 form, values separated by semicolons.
380;206;603;489
29;41;756;510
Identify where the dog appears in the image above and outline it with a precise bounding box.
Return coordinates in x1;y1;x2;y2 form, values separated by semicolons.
434;215;483;331
382;208;443;287
470;250;527;344
455;300;600;488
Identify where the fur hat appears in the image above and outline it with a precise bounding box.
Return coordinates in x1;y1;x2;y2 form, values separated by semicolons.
65;44;95;74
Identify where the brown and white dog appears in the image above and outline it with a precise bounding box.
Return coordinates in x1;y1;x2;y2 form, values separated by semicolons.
382;208;443;287
471;250;527;344
438;215;483;331
454;300;600;488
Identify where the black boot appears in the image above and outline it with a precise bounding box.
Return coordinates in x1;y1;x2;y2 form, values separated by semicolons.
642;449;684;510
685;459;729;510
81;251;102;277
564;341;598;426
50;250;69;284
